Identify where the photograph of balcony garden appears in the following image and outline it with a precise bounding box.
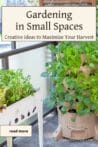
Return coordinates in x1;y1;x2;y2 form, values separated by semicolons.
0;0;98;147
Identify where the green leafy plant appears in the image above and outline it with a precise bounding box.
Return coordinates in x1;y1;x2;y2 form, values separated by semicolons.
0;69;35;107
42;42;98;116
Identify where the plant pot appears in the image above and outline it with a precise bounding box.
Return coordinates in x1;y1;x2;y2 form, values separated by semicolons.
58;110;96;140
0;92;39;125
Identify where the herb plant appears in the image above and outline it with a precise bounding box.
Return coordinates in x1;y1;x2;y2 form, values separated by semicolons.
0;69;35;107
42;42;98;116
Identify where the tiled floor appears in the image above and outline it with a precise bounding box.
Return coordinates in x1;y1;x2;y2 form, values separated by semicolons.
14;112;98;147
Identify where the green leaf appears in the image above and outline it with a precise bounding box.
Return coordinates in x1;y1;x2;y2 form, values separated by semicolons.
60;106;68;114
41;72;49;77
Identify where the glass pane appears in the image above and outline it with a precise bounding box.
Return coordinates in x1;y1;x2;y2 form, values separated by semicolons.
0;41;11;53
5;0;26;6
4;0;39;6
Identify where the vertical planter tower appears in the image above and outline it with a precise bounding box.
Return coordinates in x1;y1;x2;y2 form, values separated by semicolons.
42;42;98;140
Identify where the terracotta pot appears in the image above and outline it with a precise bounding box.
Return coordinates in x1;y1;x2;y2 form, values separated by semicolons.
58;110;96;140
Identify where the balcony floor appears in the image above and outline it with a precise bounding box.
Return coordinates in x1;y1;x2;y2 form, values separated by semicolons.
14;112;98;147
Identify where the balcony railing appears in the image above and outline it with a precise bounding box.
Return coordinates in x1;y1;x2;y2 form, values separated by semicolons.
0;41;55;69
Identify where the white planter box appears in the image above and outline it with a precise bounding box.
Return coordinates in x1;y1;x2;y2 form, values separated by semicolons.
0;91;39;125
0;90;43;147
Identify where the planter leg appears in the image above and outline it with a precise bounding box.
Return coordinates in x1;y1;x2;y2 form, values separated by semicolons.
94;121;98;140
53;125;62;140
37;98;43;147
7;137;13;147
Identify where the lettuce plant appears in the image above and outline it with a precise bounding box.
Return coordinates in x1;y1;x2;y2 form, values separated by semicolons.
0;69;35;107
42;42;98;115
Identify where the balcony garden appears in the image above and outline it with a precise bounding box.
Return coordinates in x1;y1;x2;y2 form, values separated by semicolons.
0;38;98;147
0;1;98;147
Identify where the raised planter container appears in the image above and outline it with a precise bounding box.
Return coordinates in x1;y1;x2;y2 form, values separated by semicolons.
0;90;44;147
0;92;39;125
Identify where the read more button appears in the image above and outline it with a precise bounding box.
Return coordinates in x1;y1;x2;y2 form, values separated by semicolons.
0;126;32;137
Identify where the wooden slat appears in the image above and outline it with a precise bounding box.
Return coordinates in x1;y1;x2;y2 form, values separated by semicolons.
40;0;96;6
40;0;44;6
91;0;96;6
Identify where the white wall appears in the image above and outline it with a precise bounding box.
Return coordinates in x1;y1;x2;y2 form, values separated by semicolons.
0;59;2;68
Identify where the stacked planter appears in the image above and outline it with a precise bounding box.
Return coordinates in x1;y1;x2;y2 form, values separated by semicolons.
43;42;98;140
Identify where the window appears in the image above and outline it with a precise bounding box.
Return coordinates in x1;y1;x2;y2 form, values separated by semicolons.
4;0;39;6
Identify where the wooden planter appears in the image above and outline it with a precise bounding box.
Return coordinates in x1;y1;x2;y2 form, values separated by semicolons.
54;110;97;140
0;93;38;125
39;0;96;6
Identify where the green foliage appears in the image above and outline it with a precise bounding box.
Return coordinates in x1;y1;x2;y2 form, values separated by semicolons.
43;41;98;116
0;88;6;107
0;69;35;107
